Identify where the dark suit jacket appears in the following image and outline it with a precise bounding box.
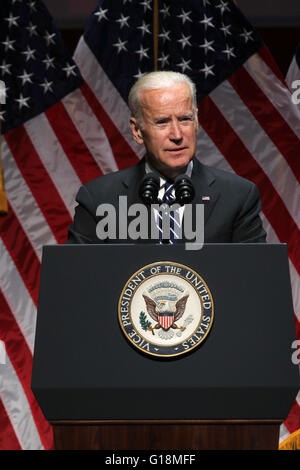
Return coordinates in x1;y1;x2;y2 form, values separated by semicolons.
67;157;266;244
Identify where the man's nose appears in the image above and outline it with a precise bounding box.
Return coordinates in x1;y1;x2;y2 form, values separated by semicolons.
169;119;183;141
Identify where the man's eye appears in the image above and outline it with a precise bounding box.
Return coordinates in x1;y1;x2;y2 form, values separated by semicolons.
179;116;193;122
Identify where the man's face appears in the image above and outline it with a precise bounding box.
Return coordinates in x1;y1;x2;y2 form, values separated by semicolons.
130;83;198;178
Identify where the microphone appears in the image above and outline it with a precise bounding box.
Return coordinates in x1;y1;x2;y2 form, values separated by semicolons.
174;174;195;205
139;172;160;205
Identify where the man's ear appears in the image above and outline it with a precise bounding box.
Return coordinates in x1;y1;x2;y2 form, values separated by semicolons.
130;117;144;145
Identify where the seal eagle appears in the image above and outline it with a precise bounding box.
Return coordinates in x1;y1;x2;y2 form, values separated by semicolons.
142;294;189;331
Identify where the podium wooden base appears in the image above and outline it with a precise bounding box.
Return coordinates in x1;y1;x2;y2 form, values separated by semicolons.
52;420;281;450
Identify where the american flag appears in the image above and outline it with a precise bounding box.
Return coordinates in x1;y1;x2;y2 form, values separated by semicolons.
0;0;299;450
282;40;300;449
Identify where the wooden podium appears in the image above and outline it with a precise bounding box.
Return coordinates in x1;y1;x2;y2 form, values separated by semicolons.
31;244;299;451
52;420;280;450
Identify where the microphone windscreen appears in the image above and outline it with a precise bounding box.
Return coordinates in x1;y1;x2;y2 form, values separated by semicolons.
174;174;195;205
139;172;160;205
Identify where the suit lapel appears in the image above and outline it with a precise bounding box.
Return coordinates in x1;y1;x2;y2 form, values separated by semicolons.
119;158;156;244
191;158;220;224
121;157;146;205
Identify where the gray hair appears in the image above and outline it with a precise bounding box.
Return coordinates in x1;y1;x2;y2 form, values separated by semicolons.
128;71;197;127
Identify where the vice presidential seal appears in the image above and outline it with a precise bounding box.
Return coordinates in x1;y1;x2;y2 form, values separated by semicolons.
118;261;214;357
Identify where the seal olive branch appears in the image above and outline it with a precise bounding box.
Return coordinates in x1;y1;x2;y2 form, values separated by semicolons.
139;311;155;335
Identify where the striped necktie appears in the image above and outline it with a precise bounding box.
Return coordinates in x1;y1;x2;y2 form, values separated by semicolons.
158;182;181;244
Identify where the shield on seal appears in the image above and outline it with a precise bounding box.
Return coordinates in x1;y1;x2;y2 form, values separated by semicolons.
158;312;174;331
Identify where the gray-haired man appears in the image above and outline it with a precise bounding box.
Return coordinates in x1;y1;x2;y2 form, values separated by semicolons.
67;71;266;244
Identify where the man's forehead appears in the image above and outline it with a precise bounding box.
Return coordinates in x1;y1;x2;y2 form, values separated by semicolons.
140;83;193;112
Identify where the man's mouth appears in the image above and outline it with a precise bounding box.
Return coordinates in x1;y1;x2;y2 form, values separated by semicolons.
166;147;187;152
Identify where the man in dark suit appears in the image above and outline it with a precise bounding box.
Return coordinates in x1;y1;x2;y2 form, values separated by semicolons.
67;71;266;244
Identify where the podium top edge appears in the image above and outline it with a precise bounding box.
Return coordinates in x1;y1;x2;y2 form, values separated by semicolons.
42;243;287;248
50;419;283;425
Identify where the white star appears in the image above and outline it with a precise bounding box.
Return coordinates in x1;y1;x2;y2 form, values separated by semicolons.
140;0;152;13
176;58;192;73
18;70;34;85
220;23;232;37
199;39;215;55
134;69;146;80
137;21;151;37
28;1;37;12
200;63;215;78
160;5;170;18
216;1;230;15
240;28;254;43
113;38;127;54
116;14;130;29
2;36;16;52
94;7;108;22
4;13;20;29
0;60;12;76
177;9;192;24
63;63;77;77
26;22;38;37
21;46;36;62
43;54;55;70
158;53;170;68
200;14;215;31
177;34;192;50
203;0;211;6
159;28;171;43
135;45;150;60
222;46;236;60
15;93;30;110
44;32;56;46
39;78;54;94
0;110;6;121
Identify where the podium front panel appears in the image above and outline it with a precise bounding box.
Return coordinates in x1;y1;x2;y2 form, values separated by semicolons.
31;244;299;421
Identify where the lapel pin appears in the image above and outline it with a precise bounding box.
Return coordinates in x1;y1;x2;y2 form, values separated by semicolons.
202;196;210;201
